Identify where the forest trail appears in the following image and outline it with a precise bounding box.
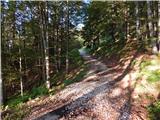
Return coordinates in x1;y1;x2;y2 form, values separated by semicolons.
26;49;145;120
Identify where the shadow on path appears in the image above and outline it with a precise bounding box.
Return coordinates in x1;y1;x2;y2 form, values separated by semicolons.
35;49;139;120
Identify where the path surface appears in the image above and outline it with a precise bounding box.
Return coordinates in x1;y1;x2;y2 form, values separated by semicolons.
26;49;145;120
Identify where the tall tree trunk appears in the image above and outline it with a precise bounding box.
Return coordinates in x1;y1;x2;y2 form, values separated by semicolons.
55;3;59;73
39;2;46;87
158;1;160;53
125;4;129;41
66;0;69;74
0;1;3;105
136;2;140;39
58;6;63;71
40;2;50;89
23;24;27;82
45;1;50;89
147;1;155;52
56;6;60;72
19;34;23;96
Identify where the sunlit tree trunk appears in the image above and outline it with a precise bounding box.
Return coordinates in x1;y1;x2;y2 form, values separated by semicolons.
45;1;50;89
40;2;50;89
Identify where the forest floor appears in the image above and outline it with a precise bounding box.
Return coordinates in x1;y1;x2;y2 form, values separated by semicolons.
24;49;160;120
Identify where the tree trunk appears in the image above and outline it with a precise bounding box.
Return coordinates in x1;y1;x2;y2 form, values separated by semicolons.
19;34;23;96
40;2;46;87
136;2;140;38
0;1;3;105
158;1;160;53
66;0;69;74
125;4;129;41
147;1;156;53
40;2;50;89
45;1;50;89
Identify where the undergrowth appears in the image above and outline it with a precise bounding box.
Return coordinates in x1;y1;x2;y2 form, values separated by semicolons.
2;48;86;120
148;100;160;120
138;56;160;120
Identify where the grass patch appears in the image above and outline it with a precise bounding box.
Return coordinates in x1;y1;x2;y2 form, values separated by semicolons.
139;59;160;83
2;104;29;120
138;57;160;119
148;100;160;120
140;60;152;70
147;70;160;83
5;86;49;107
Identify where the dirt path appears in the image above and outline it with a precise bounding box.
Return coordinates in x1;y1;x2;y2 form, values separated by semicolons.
26;49;146;120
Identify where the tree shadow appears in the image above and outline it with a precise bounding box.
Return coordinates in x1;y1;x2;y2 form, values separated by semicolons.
35;50;139;120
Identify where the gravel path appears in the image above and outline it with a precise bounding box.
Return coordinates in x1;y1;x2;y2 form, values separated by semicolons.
26;49;145;120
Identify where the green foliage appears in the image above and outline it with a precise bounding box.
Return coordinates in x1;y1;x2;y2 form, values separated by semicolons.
139;59;160;83
148;100;160;120
6;86;48;107
6;95;29;107
140;60;152;70
69;49;83;66
147;70;160;83
30;86;49;98
2;104;28;120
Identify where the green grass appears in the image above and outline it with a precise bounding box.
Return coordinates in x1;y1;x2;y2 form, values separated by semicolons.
6;86;49;107
140;60;152;70
148;100;160;120
2;104;29;120
139;59;160;83
138;58;160;120
147;70;160;83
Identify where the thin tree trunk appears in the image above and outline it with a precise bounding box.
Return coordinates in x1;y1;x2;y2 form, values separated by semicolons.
56;8;59;72
66;0;69;74
19;34;23;96
136;2;140;38
45;1;50;89
0;1;3;105
55;3;59;73
39;2;46;85
147;1;155;51
158;1;160;52
23;25;27;82
40;2;50;89
125;4;129;41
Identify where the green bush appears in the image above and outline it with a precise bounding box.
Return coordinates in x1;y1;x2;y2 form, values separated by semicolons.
69;49;83;65
6;86;48;107
6;94;30;107
30;86;48;98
